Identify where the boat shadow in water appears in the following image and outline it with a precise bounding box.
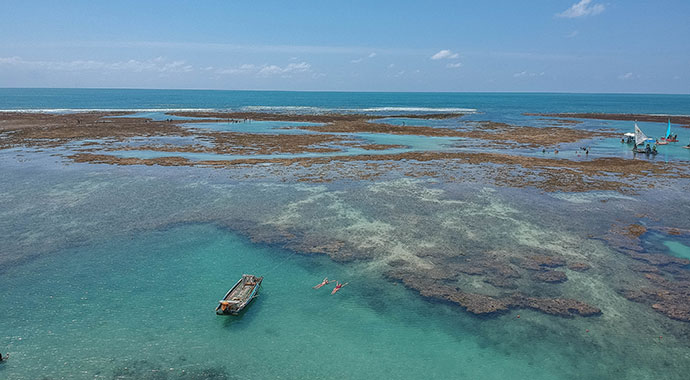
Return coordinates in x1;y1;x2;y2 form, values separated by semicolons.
219;293;266;330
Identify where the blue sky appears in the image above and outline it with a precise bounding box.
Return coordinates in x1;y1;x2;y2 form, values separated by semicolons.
0;0;688;93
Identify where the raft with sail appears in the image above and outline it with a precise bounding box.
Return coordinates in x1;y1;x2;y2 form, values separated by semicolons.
660;119;678;142
632;122;658;155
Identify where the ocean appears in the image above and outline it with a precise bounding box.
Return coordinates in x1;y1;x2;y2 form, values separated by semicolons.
1;89;689;379
1;88;689;116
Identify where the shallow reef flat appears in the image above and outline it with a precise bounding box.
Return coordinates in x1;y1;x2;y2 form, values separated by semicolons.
2;110;690;379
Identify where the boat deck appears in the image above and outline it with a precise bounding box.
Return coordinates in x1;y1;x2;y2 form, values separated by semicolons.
228;283;256;302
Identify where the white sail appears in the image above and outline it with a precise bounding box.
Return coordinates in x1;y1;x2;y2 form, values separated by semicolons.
634;123;649;146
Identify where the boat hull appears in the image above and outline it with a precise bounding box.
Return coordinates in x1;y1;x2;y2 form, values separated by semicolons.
216;274;263;315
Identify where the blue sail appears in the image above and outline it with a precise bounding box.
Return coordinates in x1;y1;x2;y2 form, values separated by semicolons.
666;119;671;139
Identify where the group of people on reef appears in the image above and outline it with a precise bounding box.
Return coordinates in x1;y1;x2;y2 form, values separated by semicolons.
633;143;658;155
313;277;348;294
540;147;588;155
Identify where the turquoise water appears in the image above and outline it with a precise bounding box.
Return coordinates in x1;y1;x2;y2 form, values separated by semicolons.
3;221;685;380
3;89;690;379
664;240;690;260
0;224;570;379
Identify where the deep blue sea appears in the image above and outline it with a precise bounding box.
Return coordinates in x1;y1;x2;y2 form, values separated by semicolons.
1;88;689;116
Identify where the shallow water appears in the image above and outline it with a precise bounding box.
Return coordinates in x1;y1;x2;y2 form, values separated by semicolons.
664;240;690;260
184;120;323;134
3;90;690;379
2;220;687;380
0;223;576;380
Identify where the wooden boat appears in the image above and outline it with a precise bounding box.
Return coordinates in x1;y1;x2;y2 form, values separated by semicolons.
216;274;263;315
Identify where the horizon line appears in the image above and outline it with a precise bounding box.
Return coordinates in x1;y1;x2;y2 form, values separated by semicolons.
1;87;689;96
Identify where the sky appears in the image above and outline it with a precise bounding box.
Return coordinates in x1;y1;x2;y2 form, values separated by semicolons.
0;0;688;93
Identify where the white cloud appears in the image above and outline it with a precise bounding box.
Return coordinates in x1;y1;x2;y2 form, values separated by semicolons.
216;64;257;75
0;56;193;73
431;49;459;60
216;62;312;77
557;0;605;18
618;72;634;80
514;71;545;78
446;63;462;69
350;52;377;64
258;62;311;77
565;30;579;38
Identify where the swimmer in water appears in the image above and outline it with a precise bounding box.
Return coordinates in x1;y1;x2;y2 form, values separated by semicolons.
313;277;331;289
331;281;348;295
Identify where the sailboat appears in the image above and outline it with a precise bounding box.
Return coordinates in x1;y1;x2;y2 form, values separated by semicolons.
660;119;678;142
634;122;653;146
632;122;657;155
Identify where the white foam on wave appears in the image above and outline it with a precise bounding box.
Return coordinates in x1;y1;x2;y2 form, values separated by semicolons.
0;106;477;114
349;107;476;113
241;105;476;114
241;106;327;113
0;108;219;114
649;113;690;117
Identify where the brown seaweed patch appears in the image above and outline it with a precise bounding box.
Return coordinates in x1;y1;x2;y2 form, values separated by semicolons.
626;251;690;267
567;262;592;272
65;149;690;194
386;267;600;318
299;120;612;148
469;121;613;147
0;112;192;149
622;273;690;322
514;255;566;271
528;113;690;127
170;111;463;122
625;224;648;239
532;270;568;283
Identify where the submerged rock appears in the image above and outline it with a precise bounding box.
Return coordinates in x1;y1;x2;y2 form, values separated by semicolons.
532;270;568;283
627;251;690;267
621;274;690;322
514;254;566;271
509;294;602;317
385;267;600;318
567;262;591;272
